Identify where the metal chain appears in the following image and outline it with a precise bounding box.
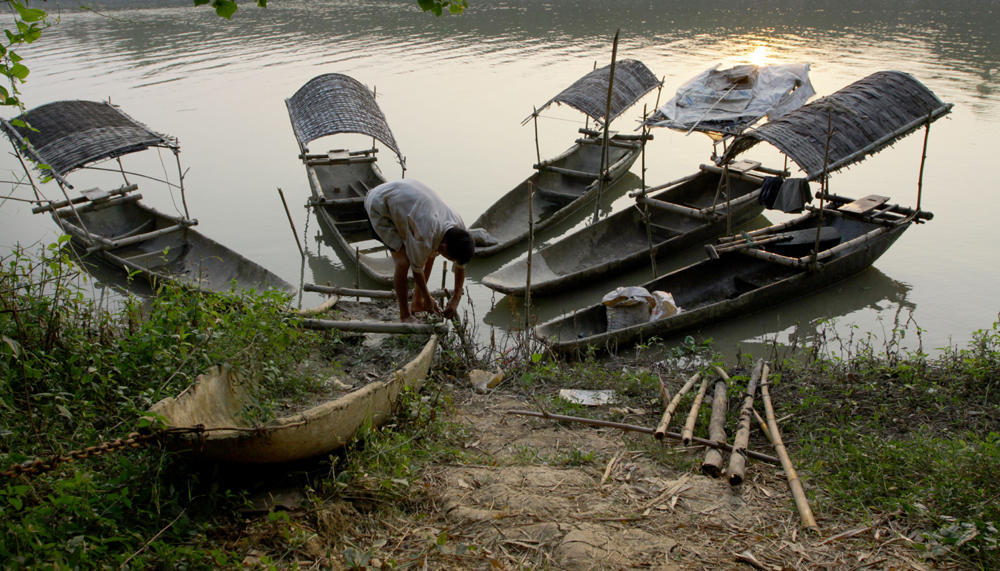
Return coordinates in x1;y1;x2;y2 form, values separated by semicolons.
0;427;209;480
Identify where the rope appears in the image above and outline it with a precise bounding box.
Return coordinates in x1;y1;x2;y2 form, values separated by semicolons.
1;426;231;480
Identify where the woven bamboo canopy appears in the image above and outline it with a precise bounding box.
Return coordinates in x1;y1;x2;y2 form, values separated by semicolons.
286;73;402;161
529;59;661;126
725;71;952;180
1;100;177;179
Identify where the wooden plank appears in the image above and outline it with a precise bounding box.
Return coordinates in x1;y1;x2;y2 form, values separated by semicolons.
839;194;890;215
727;159;762;174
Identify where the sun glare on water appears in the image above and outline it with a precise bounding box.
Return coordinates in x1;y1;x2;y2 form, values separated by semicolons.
749;45;770;66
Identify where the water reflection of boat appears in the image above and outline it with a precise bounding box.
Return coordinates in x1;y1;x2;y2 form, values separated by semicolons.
2;100;294;295
470;60;660;257
536;71;952;354
286;73;405;286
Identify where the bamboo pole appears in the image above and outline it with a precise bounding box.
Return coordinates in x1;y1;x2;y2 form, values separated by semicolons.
639;105;658;278
717;211;815;243
728;360;764;486
654;372;700;440
304;283;449;299
682;375;710;445
752;408;774;445
532;106;541;166
916;109;932;212
300;318;448;334
761;369;819;531
277;188;305;259
593;29;619;225
525;182;534;337
506;409;779;465
173;150;190;221
813;111;833;265
701;367;730;478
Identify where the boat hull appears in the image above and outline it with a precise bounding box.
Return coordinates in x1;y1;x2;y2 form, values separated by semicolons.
306;159;398;285
60;200;295;295
149;335;437;463
482;168;765;296
471;136;642;257
535;215;910;354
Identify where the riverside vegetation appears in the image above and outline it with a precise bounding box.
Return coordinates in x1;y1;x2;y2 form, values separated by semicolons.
1;244;997;570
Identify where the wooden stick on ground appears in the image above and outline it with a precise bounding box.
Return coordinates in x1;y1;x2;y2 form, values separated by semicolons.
701;367;730;478
761;369;819;532
654;373;700;440
505;409;779;464
682;375;710;445
728;360;764;486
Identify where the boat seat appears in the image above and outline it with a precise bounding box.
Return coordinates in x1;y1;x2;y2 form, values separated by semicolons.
649;223;682;240
838;194;890;215
536;186;579;205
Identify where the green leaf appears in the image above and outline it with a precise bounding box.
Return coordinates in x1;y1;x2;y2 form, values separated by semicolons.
9;52;22;63
193;0;210;5
212;0;238;19
16;6;47;23
9;64;29;80
23;26;41;44
56;404;72;420
256;0;266;6
1;334;19;357
10;119;26;128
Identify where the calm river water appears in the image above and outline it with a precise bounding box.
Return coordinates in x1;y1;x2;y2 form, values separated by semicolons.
1;0;998;357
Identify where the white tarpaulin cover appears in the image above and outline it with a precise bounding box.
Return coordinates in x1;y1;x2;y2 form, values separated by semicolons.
646;63;815;135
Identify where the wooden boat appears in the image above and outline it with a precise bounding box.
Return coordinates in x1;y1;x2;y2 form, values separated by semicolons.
286;74;405;286
149;335;437;463
470;59;661;257
535;71;952;354
2;100;294;295
481;162;771;297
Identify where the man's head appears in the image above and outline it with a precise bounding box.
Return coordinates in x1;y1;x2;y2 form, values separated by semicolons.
439;227;475;266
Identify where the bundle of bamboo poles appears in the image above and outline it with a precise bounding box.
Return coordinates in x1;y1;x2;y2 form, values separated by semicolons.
506;358;819;532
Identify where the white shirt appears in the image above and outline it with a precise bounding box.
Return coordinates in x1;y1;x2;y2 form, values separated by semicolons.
364;179;465;274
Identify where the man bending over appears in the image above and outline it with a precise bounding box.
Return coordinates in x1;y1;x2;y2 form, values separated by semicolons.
364;179;475;323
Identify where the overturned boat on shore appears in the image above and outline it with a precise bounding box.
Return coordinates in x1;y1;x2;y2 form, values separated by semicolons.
470;59;660;257
1;100;294;295
286;73;406;285
149;335;437;463
535;71;951;354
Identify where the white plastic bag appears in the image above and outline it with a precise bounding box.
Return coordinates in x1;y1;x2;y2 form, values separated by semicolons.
602;287;656;331
650;291;682;322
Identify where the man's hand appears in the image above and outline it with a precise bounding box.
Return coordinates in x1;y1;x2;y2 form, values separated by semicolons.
443;297;460;319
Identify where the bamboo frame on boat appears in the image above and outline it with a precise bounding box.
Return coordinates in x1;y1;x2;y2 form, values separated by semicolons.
728;360;764;486
32;183;139;214
654;372;699;440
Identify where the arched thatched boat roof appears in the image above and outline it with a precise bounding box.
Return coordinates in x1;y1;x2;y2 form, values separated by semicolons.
529;59;661;126
286;73;402;161
1;100;177;179
725;71;952;180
